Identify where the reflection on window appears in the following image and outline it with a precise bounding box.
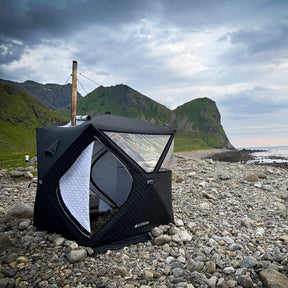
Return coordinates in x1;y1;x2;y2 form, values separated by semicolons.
161;139;174;171
104;132;171;172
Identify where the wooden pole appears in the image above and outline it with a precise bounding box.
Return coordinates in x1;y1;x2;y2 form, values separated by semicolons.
71;60;77;126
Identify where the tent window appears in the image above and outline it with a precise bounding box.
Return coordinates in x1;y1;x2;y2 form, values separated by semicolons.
89;142;133;234
59;140;133;235
90;151;132;210
160;139;174;171
104;132;171;173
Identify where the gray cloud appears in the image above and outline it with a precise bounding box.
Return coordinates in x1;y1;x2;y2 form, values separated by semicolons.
219;21;288;63
1;0;288;147
0;0;150;64
219;87;288;115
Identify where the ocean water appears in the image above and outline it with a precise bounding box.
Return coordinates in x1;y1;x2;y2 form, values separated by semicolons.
241;146;288;164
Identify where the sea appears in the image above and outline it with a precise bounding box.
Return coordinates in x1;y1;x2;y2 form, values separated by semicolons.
239;145;288;164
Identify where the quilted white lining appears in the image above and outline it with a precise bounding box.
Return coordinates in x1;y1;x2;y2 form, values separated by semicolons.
59;142;93;233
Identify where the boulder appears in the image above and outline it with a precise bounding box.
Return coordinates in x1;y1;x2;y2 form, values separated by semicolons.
259;269;288;288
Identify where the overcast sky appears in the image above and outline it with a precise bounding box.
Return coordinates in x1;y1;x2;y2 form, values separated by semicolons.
1;0;287;148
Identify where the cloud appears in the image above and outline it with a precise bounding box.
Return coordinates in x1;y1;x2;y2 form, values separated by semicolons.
217;86;288;147
1;0;288;148
218;21;288;64
0;0;149;65
218;86;288;115
0;38;24;64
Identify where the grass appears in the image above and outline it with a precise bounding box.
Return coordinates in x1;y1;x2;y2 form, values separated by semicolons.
0;134;213;169
0;150;37;169
174;133;212;152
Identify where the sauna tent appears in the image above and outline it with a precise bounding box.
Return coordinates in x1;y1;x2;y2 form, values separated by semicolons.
34;115;175;252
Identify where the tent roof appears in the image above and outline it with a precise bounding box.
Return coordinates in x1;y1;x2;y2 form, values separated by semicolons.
36;115;175;179
82;115;175;134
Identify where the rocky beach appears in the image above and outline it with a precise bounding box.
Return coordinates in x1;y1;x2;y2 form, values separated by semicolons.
0;149;287;288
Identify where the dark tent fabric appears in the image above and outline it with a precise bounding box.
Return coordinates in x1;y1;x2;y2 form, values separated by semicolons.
34;115;175;252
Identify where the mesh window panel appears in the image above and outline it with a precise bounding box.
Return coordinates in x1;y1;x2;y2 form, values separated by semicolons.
104;132;170;172
90;152;132;210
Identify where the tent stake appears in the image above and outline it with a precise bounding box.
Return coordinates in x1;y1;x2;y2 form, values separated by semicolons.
71;60;77;126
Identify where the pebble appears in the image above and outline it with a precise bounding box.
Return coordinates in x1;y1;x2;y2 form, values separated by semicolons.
237;275;254;288
0;150;287;287
239;256;258;268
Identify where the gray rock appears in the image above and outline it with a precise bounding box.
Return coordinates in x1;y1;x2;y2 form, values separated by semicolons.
280;191;288;200
143;270;153;281
240;216;254;227
172;267;184;277
66;249;87;263
237;275;253;288
174;218;184;227
54;237;65;246
0;235;14;253
151;227;163;237
245;174;259;182
154;234;171;245
223;235;234;244
206;261;216;274
171;230;192;242
189;271;207;285
19;220;31;230
259;269;288;288
239;256;258;268
218;174;231;180
10;170;24;178
205;276;218;288
228;243;243;251
257;172;267;179
5;204;34;221
15;167;25;171
168;226;181;235
24;171;34;179
217;278;229;288
223;267;235;274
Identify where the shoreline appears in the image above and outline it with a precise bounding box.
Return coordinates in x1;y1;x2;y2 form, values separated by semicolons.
202;148;288;170
0;149;287;287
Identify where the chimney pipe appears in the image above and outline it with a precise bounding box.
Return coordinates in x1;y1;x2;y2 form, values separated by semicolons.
71;60;77;126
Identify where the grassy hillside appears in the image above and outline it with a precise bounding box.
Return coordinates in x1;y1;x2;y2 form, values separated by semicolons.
57;85;233;151
58;84;172;125
0;81;233;166
0;78;82;110
0;83;69;167
174;98;233;150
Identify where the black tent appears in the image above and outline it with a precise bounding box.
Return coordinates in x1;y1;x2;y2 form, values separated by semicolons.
34;115;175;252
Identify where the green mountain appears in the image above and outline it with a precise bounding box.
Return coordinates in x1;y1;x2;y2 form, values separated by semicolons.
0;83;69;153
57;84;172;126
0;78;234;153
57;84;234;151
173;97;233;150
0;78;82;110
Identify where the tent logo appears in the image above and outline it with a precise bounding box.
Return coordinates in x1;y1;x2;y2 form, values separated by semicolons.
135;221;150;228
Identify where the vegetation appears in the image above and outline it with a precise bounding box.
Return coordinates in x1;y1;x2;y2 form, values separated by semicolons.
0;81;233;168
0;83;69;168
174;133;212;152
58;84;172;125
57;84;233;151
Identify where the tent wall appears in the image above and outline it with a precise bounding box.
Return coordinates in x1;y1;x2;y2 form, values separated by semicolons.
90;170;173;250
34;115;175;250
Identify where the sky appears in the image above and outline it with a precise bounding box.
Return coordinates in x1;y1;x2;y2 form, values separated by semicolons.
0;0;288;148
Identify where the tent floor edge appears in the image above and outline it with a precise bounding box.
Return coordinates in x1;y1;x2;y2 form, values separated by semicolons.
93;232;151;253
